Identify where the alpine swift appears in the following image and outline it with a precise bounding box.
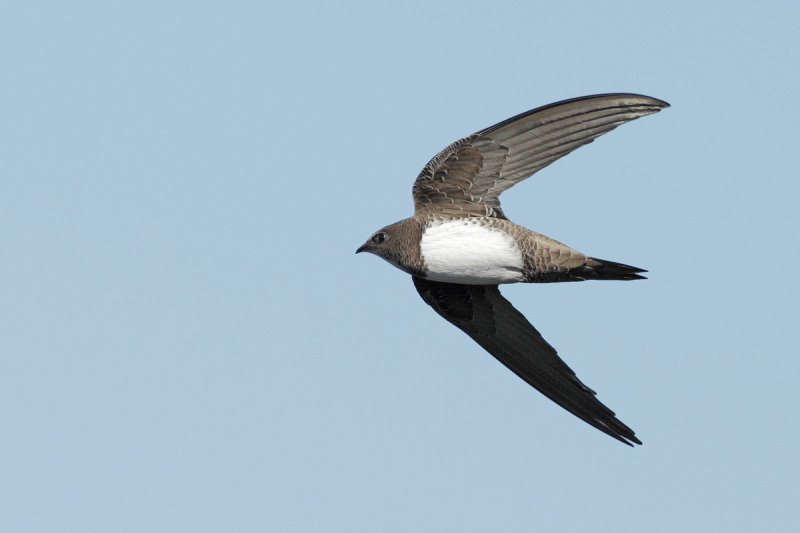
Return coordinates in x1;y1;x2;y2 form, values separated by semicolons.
356;93;668;445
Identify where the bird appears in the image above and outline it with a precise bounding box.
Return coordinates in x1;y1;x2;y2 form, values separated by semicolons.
356;93;668;446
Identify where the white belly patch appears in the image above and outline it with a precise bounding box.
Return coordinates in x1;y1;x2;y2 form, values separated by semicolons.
419;219;524;284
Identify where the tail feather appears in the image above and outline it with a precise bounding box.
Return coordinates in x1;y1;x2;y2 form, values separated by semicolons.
578;257;647;281
524;257;647;283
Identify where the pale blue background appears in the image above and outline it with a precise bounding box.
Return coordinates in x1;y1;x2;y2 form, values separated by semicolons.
2;2;798;532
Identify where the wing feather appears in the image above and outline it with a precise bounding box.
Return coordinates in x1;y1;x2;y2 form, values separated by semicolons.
412;276;641;446
412;93;668;218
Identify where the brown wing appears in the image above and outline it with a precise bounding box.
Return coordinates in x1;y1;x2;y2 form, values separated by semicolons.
412;93;668;218
412;276;641;446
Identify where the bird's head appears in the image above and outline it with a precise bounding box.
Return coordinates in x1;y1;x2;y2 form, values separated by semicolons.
356;224;395;257
356;218;423;275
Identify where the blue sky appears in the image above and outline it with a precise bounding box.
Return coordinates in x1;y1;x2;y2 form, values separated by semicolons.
2;2;798;532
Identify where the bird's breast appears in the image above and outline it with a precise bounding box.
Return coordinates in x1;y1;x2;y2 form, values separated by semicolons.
419;219;524;284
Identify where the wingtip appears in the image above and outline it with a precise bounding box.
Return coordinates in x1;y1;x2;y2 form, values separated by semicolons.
578;92;669;110
621;433;643;447
639;94;670;109
652;95;670;108
605;93;670;113
595;417;642;446
620;93;670;109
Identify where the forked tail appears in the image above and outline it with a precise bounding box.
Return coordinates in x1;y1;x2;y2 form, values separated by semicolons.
578;257;647;281
524;257;646;282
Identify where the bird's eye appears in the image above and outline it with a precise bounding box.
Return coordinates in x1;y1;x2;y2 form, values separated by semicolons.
372;232;387;244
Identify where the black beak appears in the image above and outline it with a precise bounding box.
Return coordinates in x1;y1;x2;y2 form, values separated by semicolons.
355;245;366;254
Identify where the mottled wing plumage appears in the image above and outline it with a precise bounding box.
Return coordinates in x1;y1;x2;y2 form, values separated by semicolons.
412;276;641;446
412;93;668;218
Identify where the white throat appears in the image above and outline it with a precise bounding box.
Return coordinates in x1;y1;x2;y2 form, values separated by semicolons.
419;219;524;284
